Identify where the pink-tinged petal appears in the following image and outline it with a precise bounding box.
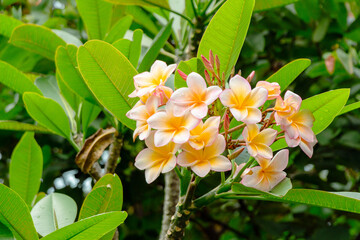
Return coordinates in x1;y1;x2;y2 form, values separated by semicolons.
127;105;148;121
150;60;167;74
274;112;291;127
133;72;153;86
243;124;259;141
136;86;156;97
229;75;251;98
285;124;300;140
219;89;237;108
138;125;151;140
154;130;174;147
209;156;232;172
183;112;201;130
204;86;222;105
247;143;258;157
146;95;159;114
241;166;264;187
230;107;248;122
267;149;289;172
267;171;287;190
256;143;273;159
255;156;271;169
172;104;191;117
256;81;280;100
144;165;162;183
191;103;208;119
189;139;205;150
203;116;221;129
129;89;138;98
187;72;207;93
298;124;315;142
202;126;219;147
204;134;226;158
253;128;277;146
170;88;194;105
147;112;168;130
242;108;262;124
134;149;158;170
244;87;268;108
285;133;301;147
163;64;177;79
177;152;198;167
173;128;190;144
191;161;211;177
161;155;177;173
292;109;315;127
299;137;317;158
284;90;302;111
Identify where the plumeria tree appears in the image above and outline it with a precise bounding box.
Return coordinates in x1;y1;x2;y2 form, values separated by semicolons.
0;0;360;239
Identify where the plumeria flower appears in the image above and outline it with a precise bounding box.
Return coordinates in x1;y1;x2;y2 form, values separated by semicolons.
285;134;317;158
129;60;176;98
139;87;173;106
234;162;251;178
134;132;180;183
256;81;281;100
147;102;201;147
189;116;220;150
177;134;232;177
243;124;277;159
241;149;289;192
170;72;222;119
219;75;268;124
274;91;302;126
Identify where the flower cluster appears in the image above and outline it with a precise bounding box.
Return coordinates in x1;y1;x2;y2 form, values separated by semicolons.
127;56;317;192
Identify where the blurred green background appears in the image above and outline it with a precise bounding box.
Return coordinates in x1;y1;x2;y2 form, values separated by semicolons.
1;0;360;239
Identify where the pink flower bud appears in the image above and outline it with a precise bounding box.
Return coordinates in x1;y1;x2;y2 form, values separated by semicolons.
215;55;221;73
224;112;230;132
201;55;213;71
209;50;215;67
325;55;335;75
177;69;187;81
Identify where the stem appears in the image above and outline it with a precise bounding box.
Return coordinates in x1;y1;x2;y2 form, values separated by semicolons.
222;123;246;135
105;134;123;174
190;0;198;17
233;158;256;183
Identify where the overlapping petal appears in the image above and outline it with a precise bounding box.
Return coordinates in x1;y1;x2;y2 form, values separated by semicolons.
189;116;220;150
243;124;277;159
256;81;281;100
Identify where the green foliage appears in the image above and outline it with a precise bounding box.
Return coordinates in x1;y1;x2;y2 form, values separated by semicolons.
232;178;293;197
104;0;169;8
338;101;360;115
23;93;71;139
41;212;127;240
174;58;205;89
76;0;113;40
9;132;43;208
30;193;77;236
129;29;143;67
198;0;255;80
0;184;38;240
0;14;22;38
0;121;52;133
254;0;298;12
104;15;133;43
77;40;137;129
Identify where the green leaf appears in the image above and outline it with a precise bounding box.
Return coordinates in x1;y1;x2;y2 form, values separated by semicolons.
138;20;173;72
104;15;133;43
105;0;169;8
129;29;143;67
93;174;123;211
41;212;127;240
81;101;101;137
0;221;15;240
76;0;113;40
23;93;71;139
125;6;158;35
77;40;137;130
266;59;311;92
197;0;255;80
9;24;66;60
336;49;353;74
0;14;22;38
312;18;330;42
254;0;298;12
52;30;83;47
9;132;43;208
79;186;113;220
338;101;360;116
57;73;82;112
112;39;132;58
0;121;52;133
271;89;350;151
174;58;205;89
55;45;97;104
30;193;77;237
0;184;38;240
0;60;42;95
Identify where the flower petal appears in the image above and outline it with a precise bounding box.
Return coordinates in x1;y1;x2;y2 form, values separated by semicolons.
209;156;232;172
241;166;264;188
253;128;277;146
267;171;287;190
229;75;251;99
244;87;268;108
187;72;207;93
161;155;177;173
182;112;201;130
267;149;289;172
219;89;236;108
177;152;198;167
204;134;226;158
154;130;174;147
204;86;222;105
191;161;211;177
134;149;158;170
203;116;221;129
242;107;262;124
230;107;247;122
147;111;168;130
173;128;190;144
145;164;162;183
243;124;260;142
299;137;317;158
256;143;273;159
191;103;208;119
285;133;301;147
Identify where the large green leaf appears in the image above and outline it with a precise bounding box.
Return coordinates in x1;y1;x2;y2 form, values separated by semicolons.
105;0;169;8
0;61;41;95
254;0;298;12
338;101;360;116
23;93;71;139
77;40;137;129
93;174;123;211
138;19;173;72
129;29;143;67
76;0;113;40
56;45;97;104
57;73;81;112
0;184;38;240
174;58;205;89
266;59;311;92
0;14;22;38
81;101;101;137
31;193;77;237
104;15;133;43
197;0;255;80
125;6;158;35
0;221;15;240
79;186;113;220
9;24;66;60
41;212;128;240
271;89;350;151
9;132;43;208
0;121;52;133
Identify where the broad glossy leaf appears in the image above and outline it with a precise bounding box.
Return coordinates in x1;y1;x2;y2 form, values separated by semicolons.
0;14;22;38
266;59;311;92
56;45;97;104
31;193;77;236
174;58;205;89
338;101;360;116
112;39;132;58
254;0;298;12
77;40;137;129
93;174;123;211
0;221;15;240
41;212;128;240
23;93;71;139
79;186;113;220
104;15;133;43
52;30;83;47
125;6;158;35
10;132;43;208
9;24;66;60
197;0;255;80
0;60;42;95
0;121;52;133
81;101;101;137
76;0;113;40
138;20;173;72
57;73;81;112
271;89;350;151
129;29;143;67
105;0;169;8
0;184;38;240
0;44;42;72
